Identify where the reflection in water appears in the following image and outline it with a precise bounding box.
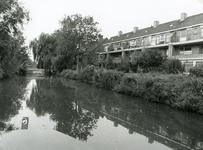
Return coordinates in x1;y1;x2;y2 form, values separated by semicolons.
57;78;203;150
0;78;27;131
1;77;203;150
27;78;97;141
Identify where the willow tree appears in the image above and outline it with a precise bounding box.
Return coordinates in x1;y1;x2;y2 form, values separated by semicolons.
29;33;57;73
59;14;100;72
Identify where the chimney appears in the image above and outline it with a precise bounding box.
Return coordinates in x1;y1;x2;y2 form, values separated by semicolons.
180;12;187;21
118;31;122;37
154;21;159;28
133;27;139;33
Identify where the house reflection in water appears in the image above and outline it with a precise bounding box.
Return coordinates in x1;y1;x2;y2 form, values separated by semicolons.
29;78;203;150
98;103;203;150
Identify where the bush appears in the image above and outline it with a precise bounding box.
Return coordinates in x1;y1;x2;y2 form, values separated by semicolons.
114;73;203;114
79;65;95;84
129;49;165;72
60;69;79;80
117;56;131;73
172;77;203;113
114;73;138;95
93;69;124;90
105;56;115;70
190;64;203;77
162;59;185;74
137;49;164;72
60;67;203;115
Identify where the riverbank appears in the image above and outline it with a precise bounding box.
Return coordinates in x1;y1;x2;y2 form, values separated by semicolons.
59;66;203;115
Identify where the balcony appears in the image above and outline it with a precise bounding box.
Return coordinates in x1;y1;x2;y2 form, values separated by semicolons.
172;54;203;60
174;31;203;45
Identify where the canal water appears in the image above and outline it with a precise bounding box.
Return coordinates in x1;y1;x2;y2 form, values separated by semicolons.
1;77;203;150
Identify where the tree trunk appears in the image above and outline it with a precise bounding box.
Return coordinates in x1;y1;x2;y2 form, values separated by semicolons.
76;53;80;73
0;66;3;79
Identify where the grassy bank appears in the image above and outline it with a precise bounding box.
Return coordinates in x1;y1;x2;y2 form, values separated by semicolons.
59;66;203;115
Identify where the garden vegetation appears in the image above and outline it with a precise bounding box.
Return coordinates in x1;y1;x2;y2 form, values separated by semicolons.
59;49;203;115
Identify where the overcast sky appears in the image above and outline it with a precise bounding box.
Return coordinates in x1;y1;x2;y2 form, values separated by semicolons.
19;0;203;46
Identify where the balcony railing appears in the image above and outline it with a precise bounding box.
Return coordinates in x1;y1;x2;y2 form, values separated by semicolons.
105;31;203;52
175;31;203;43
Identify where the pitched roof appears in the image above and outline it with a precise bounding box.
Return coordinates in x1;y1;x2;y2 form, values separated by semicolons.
86;38;108;55
104;13;203;44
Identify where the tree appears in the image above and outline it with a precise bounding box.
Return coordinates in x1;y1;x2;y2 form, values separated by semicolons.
29;14;100;74
130;49;165;72
29;33;57;74
59;14;100;72
0;0;29;78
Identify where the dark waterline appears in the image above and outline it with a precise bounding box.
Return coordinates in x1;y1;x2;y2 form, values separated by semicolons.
0;76;203;150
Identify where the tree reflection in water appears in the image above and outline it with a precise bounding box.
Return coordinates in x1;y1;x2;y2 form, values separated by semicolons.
58;78;203;150
0;78;27;131
27;78;98;141
26;77;203;150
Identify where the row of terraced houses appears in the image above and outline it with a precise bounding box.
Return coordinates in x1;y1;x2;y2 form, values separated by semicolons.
95;13;203;72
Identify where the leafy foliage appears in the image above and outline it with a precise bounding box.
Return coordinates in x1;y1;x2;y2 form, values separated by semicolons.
105;56;114;70
0;0;29;78
79;65;95;83
162;59;185;74
29;14;101;74
27;79;98;141
61;67;203;115
0;77;27;129
129;49;165;72
117;56;131;73
189;63;203;77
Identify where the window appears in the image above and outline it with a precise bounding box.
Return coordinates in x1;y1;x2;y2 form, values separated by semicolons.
160;34;165;41
187;30;192;36
151;36;156;45
185;47;192;54
180;47;192;55
180;30;187;41
129;40;134;47
201;28;203;37
200;46;203;54
194;28;198;34
180;47;184;54
165;34;169;43
180;30;186;37
141;38;146;46
187;29;192;40
112;53;121;58
104;46;108;52
134;40;136;46
156;36;160;44
136;39;141;46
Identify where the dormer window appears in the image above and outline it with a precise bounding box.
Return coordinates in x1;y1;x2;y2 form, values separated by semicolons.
170;24;173;27
126;34;129;37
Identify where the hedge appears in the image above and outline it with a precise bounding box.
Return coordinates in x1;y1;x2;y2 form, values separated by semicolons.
59;66;203;115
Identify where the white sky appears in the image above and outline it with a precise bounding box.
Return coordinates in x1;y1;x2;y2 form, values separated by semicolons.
19;0;203;47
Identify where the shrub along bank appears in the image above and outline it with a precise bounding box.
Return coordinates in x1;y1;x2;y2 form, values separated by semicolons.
59;66;203;115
